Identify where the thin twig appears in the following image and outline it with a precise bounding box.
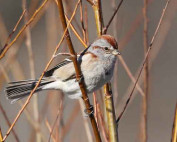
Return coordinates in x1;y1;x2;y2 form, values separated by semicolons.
141;0;149;141
2;2;78;140
116;0;171;124
0;104;19;142
84;6;89;44
103;0;124;34
48;100;63;142
119;56;145;96
65;15;86;47
45;119;57;142
79;1;87;44
118;0;176;113
2;9;26;52
0;0;49;59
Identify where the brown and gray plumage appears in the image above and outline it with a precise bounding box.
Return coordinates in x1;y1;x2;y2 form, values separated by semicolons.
5;35;120;103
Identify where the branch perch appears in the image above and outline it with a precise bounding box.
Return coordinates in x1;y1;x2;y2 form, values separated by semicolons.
57;0;101;141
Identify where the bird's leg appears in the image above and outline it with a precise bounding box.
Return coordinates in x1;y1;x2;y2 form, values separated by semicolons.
75;74;83;83
81;97;94;117
84;105;94;117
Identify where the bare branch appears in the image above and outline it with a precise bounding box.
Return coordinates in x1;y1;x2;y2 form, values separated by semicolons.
116;0;171;124
57;0;101;141
103;0;124;34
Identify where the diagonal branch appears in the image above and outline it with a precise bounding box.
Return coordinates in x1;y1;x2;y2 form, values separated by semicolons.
0;0;49;60
57;0;101;141
103;0;124;34
2;1;79;141
0;104;19;142
116;0;171;124
2;9;26;53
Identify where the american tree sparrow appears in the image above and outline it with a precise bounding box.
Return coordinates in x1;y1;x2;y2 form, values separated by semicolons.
6;35;120;102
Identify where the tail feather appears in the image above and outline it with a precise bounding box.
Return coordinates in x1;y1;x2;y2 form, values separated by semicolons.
6;79;54;102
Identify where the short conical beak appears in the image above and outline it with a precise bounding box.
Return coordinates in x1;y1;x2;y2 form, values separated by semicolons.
112;49;121;55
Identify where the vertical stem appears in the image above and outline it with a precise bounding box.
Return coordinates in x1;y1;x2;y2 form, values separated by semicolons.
92;0;118;141
141;0;149;141
0;127;3;142
105;84;118;142
57;0;101;141
171;103;177;142
22;1;40;141
93;0;104;36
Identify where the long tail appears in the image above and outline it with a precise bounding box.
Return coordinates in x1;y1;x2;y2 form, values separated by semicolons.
6;79;54;103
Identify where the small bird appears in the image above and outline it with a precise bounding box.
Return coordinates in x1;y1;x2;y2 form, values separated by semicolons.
6;35;120;103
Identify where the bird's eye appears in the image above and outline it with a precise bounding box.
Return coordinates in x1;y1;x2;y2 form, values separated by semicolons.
104;47;109;51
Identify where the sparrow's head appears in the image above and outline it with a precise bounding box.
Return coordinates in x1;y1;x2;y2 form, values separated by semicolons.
88;35;120;59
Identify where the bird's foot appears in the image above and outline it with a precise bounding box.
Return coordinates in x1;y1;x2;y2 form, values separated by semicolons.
84;105;94;117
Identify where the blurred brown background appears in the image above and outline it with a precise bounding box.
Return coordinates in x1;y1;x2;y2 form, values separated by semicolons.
0;0;177;142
